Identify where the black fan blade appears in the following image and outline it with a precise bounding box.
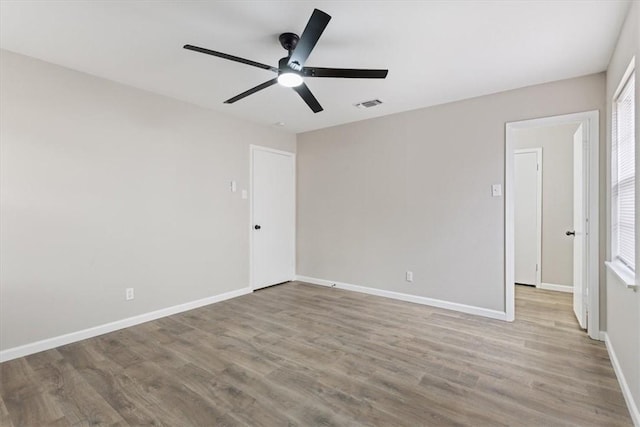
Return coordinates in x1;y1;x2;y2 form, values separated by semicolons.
293;83;323;113
287;9;331;71
184;44;278;73
224;78;278;104
302;67;388;79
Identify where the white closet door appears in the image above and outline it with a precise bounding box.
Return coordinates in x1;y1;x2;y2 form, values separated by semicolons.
514;150;541;286
251;147;295;290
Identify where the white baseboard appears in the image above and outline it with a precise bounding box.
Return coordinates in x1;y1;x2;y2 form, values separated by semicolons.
539;282;573;293
603;332;640;426
0;287;252;363
295;275;507;321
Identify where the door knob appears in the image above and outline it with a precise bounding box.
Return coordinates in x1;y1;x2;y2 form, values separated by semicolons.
254;225;261;230
566;230;575;236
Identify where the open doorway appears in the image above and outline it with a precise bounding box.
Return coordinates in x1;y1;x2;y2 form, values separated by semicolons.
505;111;600;340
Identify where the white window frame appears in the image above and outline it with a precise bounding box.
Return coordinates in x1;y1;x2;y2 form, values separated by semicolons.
608;58;636;287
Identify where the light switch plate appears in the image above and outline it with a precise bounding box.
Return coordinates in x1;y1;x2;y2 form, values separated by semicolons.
230;181;237;192
241;189;248;199
492;184;502;197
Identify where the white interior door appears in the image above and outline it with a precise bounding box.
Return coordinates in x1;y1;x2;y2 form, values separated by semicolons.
251;147;295;290
514;149;541;286
572;125;587;328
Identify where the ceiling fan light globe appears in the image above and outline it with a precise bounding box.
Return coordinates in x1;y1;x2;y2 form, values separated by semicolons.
277;72;303;87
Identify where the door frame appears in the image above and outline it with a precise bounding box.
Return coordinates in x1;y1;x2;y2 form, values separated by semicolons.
514;147;543;288
249;144;296;291
505;110;600;340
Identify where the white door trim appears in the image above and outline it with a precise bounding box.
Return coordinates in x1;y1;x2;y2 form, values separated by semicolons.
514;148;543;288
249;144;296;291
505;110;600;340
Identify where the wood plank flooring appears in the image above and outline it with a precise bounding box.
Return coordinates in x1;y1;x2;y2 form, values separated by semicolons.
0;282;632;426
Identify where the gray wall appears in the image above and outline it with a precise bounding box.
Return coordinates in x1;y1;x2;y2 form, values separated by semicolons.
297;73;605;313
513;123;580;287
0;50;296;351
605;0;639;418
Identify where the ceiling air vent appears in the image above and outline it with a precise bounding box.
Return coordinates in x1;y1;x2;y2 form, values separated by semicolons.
355;99;383;109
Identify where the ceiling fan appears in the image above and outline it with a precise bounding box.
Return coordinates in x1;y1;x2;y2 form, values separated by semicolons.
184;8;388;113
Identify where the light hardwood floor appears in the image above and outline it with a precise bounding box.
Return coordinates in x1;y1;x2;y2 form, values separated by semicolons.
0;282;632;426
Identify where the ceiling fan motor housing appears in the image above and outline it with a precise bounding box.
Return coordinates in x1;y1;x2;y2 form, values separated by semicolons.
278;56;300;74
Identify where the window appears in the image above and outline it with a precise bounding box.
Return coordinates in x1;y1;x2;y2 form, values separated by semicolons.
612;69;635;271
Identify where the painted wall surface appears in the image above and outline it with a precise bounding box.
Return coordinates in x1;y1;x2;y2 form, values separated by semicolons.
0;50;296;351
513;123;580;287
605;1;640;421
297;73;605;313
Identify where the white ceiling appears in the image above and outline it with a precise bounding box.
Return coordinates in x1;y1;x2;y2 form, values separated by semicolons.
0;0;631;133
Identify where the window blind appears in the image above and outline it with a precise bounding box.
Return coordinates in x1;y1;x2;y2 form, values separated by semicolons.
613;73;635;270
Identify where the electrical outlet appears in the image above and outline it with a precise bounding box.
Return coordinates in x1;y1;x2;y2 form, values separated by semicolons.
406;271;413;282
126;288;134;301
